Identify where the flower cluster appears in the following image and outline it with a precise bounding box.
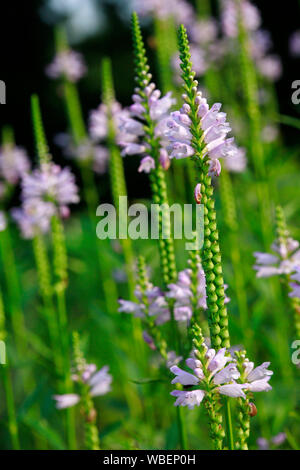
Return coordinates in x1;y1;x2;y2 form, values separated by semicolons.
134;0;193;26
53;363;112;409
253;236;300;278
170;345;272;410
165;92;238;177
46;50;87;82
12;163;79;239
0;145;30;187
221;0;282;81
118;264;209;325
221;0;261;38
118;85;175;173
257;432;286;450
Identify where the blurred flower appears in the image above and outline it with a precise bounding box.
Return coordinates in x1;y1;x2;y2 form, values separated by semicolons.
22;162;79;212
138;156;155;173
223;145;247;173
13;163;79;238
221;0;261;38
54;364;112;409
133;0;194;26
0;145;30;185
257;55;282;81
253;237;300;278
261;125;279;143
11;200;55;239
45;49;86;82
257;432;286;450
289;30;300;57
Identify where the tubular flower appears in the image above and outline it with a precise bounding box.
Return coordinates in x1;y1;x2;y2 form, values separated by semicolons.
45;50;86;82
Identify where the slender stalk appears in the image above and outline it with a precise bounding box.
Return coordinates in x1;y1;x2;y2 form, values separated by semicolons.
31;94;77;449
131;13;186;448
177;24;233;449
32;233;63;379
101;57;136;300
0;225;27;354
0;288;20;449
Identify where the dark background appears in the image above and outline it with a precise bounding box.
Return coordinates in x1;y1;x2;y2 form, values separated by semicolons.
0;0;299;184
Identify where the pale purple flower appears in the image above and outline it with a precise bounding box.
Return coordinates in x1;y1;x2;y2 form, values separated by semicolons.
12;200;56;239
170;389;205;410
253;237;300;278
54;364;112;410
166;351;183;368
134;0;194;26
46;50;86;82
261;125;279;143
221;0;261;38
242;359;273;393
88;366;112;397
218;383;248;398
257;437;269;450
289;30;300;57
271;432;286;446
190;19;218;45
22;163;79;211
119;284;170;326
53;394;80;410
223;145;247;173
0;145;30;185
143;331;156;350
257;55;282;81
138;156;155;173
166;264;207;316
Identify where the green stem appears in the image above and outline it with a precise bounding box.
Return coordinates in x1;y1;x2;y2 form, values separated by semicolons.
32;234;63;379
0;226;27;354
0;288;20;450
224;398;234;450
